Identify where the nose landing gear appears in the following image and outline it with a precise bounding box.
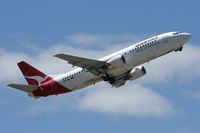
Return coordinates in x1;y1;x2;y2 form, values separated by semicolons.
175;46;183;52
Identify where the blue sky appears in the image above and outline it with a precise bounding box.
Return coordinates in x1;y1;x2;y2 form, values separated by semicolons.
1;0;200;133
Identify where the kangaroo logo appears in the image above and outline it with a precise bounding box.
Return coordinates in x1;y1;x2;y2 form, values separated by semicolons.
25;75;49;86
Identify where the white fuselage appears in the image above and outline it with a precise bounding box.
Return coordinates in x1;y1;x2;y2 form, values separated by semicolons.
54;32;191;91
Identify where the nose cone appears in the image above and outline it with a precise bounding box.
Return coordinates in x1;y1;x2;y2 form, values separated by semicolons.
182;32;192;41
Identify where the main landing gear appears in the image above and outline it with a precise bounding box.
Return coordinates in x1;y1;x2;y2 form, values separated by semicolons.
103;73;115;84
175;46;183;52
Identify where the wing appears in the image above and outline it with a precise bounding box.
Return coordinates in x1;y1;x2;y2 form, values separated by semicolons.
54;53;107;75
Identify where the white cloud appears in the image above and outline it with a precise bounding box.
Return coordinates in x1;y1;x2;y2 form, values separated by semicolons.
66;33;142;48
76;83;176;117
22;95;74;115
22;83;176;117
142;44;200;84
0;49;29;82
67;33;110;45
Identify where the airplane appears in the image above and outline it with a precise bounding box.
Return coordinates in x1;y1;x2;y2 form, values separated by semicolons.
8;31;191;98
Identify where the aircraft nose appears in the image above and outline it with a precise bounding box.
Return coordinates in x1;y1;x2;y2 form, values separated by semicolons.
182;32;192;41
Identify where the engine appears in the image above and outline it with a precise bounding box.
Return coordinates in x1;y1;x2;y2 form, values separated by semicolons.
128;66;146;80
107;55;126;69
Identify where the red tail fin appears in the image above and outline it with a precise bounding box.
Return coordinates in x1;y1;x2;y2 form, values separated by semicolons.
17;61;52;85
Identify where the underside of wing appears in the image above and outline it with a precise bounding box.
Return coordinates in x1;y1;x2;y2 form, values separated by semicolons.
111;79;126;88
54;53;107;75
103;70;131;88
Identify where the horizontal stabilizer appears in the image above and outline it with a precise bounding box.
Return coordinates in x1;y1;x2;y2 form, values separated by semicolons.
8;84;38;93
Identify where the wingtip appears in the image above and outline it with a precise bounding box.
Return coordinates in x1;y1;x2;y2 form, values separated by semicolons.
54;54;61;57
54;54;58;57
7;84;15;88
54;53;64;58
7;84;12;87
7;84;11;87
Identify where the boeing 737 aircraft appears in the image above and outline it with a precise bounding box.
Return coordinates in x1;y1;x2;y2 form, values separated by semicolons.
8;32;191;98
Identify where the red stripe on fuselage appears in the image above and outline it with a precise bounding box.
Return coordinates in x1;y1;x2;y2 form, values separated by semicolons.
32;79;72;97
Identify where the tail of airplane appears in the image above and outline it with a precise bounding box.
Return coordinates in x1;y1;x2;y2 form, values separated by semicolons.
8;61;71;97
17;61;52;86
8;61;53;98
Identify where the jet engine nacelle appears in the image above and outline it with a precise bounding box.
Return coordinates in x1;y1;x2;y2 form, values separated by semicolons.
107;55;126;69
128;66;146;80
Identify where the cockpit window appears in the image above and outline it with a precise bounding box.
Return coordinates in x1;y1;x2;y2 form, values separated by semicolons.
173;32;181;35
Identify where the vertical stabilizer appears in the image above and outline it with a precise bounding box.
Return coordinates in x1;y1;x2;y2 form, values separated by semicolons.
17;61;52;85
